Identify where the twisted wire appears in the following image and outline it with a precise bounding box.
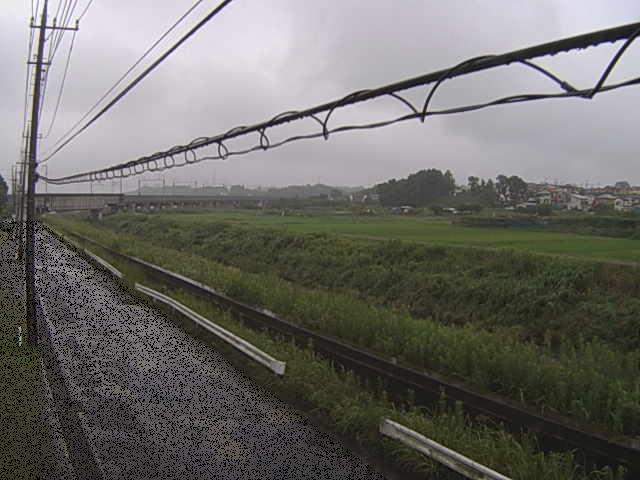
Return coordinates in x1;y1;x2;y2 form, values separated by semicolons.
41;22;640;185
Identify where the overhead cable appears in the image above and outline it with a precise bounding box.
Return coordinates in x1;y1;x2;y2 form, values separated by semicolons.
50;0;78;60
43;30;77;138
41;21;640;186
42;0;205;157
77;0;93;21
41;0;234;163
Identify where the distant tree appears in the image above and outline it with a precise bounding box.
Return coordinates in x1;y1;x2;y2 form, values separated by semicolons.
483;179;497;206
495;174;528;203
507;175;528;202
593;204;615;214
496;174;509;198
444;169;455;193
429;204;444;215
376;168;456;207
467;176;480;192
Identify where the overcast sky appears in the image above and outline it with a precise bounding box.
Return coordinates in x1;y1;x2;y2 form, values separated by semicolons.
1;0;639;193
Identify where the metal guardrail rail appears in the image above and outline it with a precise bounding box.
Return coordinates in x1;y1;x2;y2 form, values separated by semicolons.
380;419;512;480
135;282;286;375
84;249;123;278
44;225;640;474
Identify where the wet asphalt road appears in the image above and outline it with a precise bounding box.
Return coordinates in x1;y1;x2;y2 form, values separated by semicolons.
35;229;386;480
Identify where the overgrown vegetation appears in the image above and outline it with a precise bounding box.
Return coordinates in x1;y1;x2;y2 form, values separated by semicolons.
102;213;640;351
45;214;640;439
53;225;626;480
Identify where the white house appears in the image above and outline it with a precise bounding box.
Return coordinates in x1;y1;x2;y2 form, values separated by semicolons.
536;190;552;205
614;198;634;212
568;194;592;211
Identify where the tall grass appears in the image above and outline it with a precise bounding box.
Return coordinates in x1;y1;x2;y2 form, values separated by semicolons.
101;213;640;351
46;215;640;438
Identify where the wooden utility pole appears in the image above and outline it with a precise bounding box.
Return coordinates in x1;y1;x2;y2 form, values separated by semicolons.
25;0;48;345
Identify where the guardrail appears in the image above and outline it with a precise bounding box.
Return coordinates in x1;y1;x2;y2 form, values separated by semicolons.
85;250;122;278
43;225;640;474
380;419;511;480
135;283;286;375
47;230;120;279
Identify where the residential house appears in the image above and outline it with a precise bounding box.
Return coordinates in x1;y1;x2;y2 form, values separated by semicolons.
536;190;552;205
593;194;617;209
615;197;634;212
568;194;592;211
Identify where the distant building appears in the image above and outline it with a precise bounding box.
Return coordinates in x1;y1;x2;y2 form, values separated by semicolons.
614;197;634;212
615;181;631;192
593;194;617;209
568;194;592;211
391;205;416;214
550;189;571;209
535;190;552;205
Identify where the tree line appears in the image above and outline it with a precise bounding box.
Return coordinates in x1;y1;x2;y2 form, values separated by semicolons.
374;169;528;207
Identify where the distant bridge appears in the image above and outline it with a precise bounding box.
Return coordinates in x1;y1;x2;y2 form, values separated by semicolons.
34;193;269;216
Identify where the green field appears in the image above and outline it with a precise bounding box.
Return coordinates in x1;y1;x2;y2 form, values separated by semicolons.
151;210;640;263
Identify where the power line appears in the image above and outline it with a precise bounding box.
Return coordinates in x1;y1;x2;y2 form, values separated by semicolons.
40;2;70;117
45;0;66;43
50;0;78;60
41;0;234;164
77;0;93;21
42;30;77;138
40;0;79;129
21;25;36;139
42;0;205;158
41;21;640;186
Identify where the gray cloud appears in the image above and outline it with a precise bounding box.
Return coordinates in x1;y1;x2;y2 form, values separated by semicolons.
1;0;639;193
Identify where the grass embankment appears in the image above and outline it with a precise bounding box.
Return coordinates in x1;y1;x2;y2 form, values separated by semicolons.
0;232;56;479
48;222;624;480
45;215;640;438
103;213;640;351
146;209;640;263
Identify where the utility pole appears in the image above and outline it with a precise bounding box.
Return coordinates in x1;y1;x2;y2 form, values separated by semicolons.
17;128;29;253
10;166;16;218
162;177;166;209
25;0;48;345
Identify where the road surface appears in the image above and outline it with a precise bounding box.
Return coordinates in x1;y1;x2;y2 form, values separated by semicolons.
35;228;386;480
